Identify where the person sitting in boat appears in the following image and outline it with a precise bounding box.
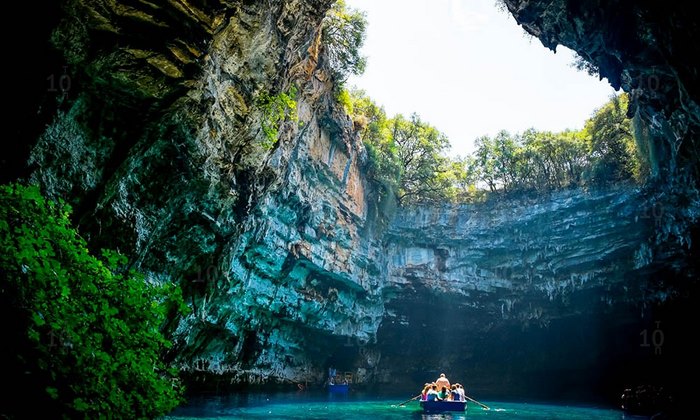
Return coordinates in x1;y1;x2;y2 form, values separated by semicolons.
450;385;461;401
438;386;450;401
435;373;450;389
435;373;450;390
420;384;431;401
426;385;441;401
456;383;466;401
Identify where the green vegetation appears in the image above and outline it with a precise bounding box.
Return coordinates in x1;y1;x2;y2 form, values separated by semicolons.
323;1;643;205
392;114;454;204
257;85;298;149
0;184;186;419
321;0;367;82
342;88;645;206
469;93;644;195
343;89;460;206
587;93;646;182
472;128;590;193
345;89;398;203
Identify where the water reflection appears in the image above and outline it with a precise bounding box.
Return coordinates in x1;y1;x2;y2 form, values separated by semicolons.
416;414;468;420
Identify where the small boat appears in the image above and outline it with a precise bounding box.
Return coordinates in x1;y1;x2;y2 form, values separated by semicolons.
420;400;467;412
328;383;350;393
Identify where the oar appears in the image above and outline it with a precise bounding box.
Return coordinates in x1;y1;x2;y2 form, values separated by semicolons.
396;394;422;407
464;394;490;410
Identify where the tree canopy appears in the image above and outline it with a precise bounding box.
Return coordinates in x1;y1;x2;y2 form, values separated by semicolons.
341;89;646;207
342;89;458;206
586;93;642;183
392;114;453;204
466;93;643;196
321;0;367;82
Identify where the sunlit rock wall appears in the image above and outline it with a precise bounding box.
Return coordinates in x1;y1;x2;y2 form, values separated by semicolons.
21;0;388;386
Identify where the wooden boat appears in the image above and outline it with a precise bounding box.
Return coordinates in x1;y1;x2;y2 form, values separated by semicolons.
327;383;349;393
420;400;467;412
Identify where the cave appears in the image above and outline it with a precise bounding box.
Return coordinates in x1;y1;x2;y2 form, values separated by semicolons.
1;0;698;418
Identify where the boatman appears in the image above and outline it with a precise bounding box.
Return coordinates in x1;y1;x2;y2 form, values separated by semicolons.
435;373;450;390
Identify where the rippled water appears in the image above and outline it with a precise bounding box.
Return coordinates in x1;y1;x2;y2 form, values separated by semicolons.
168;392;636;419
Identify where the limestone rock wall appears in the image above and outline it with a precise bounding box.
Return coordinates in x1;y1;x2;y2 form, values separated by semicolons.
375;187;695;398
385;187;655;322
22;0;388;385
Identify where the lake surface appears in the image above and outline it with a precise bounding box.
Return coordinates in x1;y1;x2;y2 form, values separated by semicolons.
168;392;640;419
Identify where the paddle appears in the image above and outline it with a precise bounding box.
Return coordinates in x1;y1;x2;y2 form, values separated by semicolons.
396;394;422;407
464;394;490;410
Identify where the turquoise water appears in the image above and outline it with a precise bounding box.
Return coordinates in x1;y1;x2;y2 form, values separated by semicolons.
168;393;634;419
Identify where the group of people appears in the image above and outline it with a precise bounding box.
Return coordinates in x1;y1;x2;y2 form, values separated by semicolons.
420;373;467;402
327;367;348;386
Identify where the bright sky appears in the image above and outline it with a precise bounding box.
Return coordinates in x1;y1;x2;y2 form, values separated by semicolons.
346;0;617;157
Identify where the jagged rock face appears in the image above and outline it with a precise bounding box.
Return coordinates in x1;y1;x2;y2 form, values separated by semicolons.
20;0;389;385
385;187;654;322
502;0;700;183
375;188;674;394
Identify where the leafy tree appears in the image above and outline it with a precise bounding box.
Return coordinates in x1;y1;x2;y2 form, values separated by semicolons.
321;0;367;82
341;90;455;206
441;156;484;203
464;94;641;199
391;114;452;205
473;135;498;192
344;88;391;147
339;89;642;207
554;129;590;187
0;184;186;419
631;112;653;180
585;93;638;183
492;130;519;192
526;130;561;190
517;129;590;191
